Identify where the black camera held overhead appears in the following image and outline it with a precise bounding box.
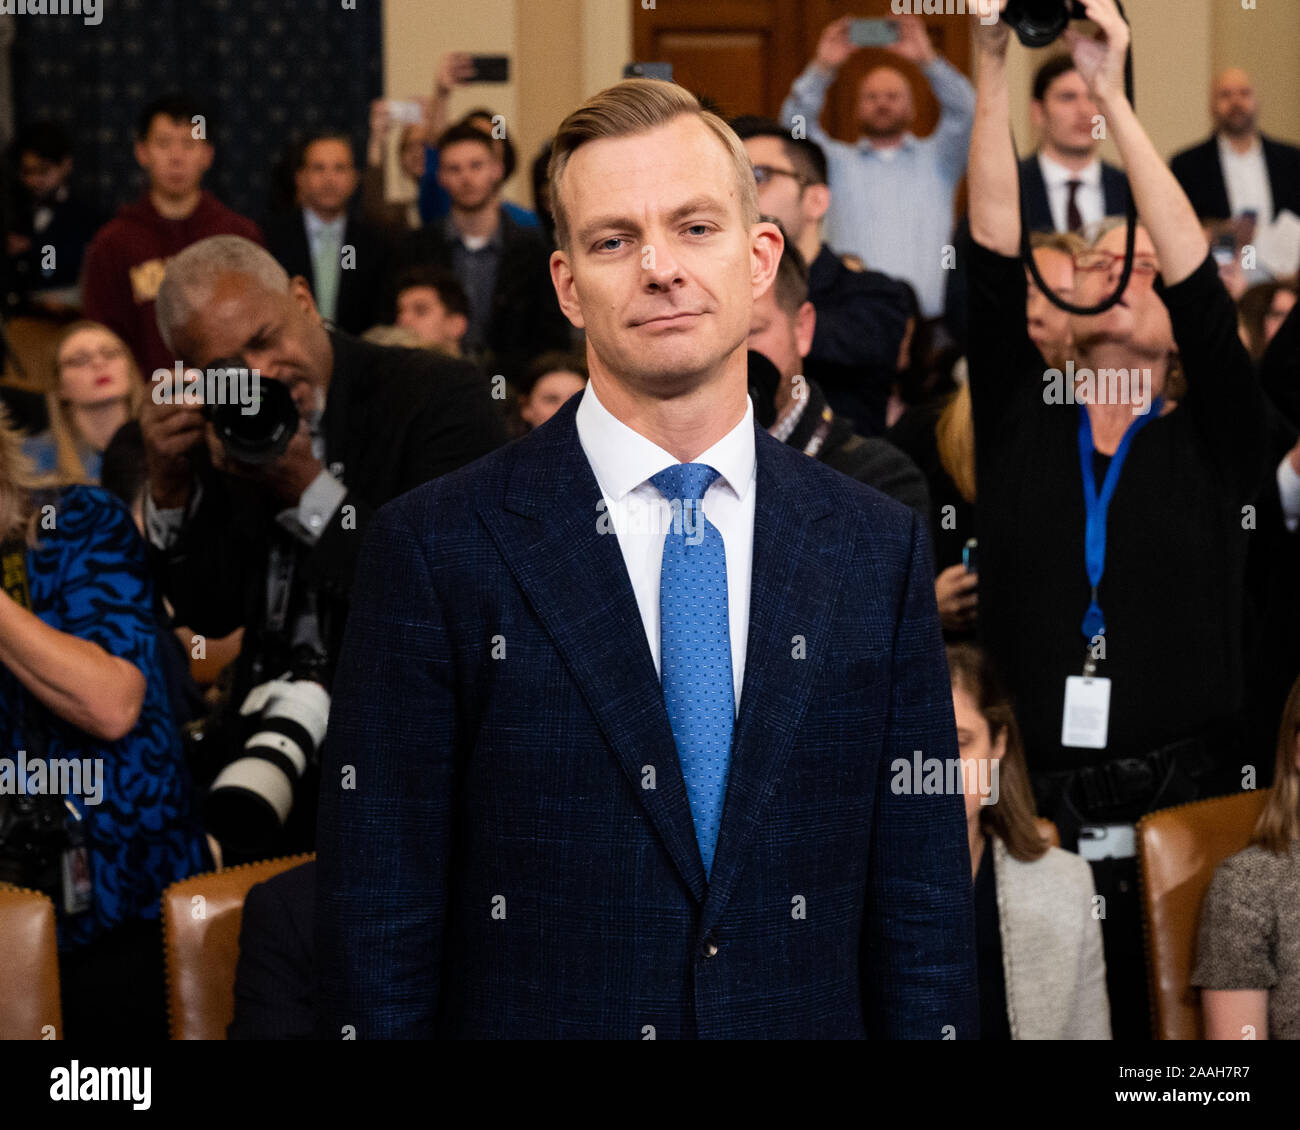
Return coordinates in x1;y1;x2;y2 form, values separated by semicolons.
1004;0;1089;48
1007;0;1141;317
202;356;299;466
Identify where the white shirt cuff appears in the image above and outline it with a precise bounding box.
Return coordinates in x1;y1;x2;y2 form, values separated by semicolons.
1278;454;1300;533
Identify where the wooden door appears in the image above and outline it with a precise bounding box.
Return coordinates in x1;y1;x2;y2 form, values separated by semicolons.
631;0;973;138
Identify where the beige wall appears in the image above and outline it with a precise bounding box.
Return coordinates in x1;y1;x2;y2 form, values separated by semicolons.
380;0;632;209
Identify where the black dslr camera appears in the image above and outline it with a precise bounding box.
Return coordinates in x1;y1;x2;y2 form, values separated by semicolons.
1004;0;1089;48
202;357;299;466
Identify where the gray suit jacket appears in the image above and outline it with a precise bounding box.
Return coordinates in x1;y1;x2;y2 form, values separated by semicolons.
992;836;1112;1039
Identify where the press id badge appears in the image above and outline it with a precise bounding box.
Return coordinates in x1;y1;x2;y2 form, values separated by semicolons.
60;801;93;917
1062;675;1111;749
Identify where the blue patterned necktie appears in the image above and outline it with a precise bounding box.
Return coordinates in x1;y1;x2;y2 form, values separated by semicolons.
651;463;734;880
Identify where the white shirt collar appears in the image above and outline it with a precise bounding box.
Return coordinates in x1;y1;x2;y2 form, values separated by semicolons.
303;208;346;239
575;377;756;504
1217;132;1263;163
1038;151;1102;190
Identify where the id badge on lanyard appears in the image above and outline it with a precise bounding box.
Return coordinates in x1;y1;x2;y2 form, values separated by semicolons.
1062;399;1163;750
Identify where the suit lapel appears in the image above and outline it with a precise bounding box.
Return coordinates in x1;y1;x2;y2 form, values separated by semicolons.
478;399;708;901
698;430;850;938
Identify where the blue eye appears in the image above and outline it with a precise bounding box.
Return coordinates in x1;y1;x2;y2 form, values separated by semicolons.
686;224;711;236
598;237;625;252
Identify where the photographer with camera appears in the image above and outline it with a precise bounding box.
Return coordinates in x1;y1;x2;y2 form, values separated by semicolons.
968;0;1269;1037
0;410;208;1039
141;235;506;865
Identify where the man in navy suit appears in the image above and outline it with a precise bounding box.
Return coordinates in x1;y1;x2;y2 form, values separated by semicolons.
315;78;978;1040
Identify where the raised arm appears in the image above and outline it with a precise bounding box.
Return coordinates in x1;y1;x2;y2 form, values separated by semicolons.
1066;0;1207;284
967;2;1019;256
779;17;857;149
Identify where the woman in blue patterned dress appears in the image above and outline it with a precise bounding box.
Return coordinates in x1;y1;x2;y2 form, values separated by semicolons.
0;410;207;1037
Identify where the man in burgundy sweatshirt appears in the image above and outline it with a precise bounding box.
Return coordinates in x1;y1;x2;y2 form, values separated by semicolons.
81;94;263;378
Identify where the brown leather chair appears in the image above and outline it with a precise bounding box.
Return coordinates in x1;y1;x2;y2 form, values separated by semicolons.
1137;790;1269;1040
161;852;313;1040
0;885;63;1039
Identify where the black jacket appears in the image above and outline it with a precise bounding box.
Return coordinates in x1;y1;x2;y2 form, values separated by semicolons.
1016;153;1129;232
263;209;391;336
804;244;909;438
1170;133;1300;223
229;860;315;1040
783;380;931;524
396;206;570;384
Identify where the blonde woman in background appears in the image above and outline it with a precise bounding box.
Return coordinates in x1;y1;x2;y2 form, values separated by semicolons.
25;320;145;482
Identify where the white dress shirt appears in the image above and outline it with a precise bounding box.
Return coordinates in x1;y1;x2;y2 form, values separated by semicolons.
574;379;756;712
1217;134;1274;221
1038;152;1105;234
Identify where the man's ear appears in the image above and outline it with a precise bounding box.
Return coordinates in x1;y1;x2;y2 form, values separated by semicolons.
289;276;320;320
549;248;586;330
803;183;831;227
794;300;817;360
447;311;469;344
1030;100;1044;132
750;220;784;301
197;142;215;178
133;138;149;170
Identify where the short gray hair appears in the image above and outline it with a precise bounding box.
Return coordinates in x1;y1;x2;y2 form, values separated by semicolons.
155;235;291;352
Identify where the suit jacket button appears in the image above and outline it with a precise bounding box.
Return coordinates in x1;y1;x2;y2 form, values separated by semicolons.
701;939;718;958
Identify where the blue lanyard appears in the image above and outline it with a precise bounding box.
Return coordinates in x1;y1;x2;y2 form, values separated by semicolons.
1077;398;1164;641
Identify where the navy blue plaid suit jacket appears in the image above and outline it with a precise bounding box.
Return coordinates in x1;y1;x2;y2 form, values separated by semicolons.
314;392;978;1039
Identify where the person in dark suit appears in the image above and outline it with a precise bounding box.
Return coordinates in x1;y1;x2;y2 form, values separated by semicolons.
316;78;977;1040
140;235;507;863
745;244;931;524
1170;68;1300;224
1019;55;1129;235
396;123;571;385
263;132;390;336
229;861;316;1040
731;117;910;438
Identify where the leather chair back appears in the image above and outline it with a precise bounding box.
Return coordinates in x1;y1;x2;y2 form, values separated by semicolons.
1137;790;1268;1039
161;853;313;1040
0;885;62;1039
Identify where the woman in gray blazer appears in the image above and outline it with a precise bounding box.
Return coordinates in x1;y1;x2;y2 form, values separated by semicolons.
948;643;1112;1040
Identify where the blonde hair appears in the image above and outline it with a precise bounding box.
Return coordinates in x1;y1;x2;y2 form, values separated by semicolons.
548;78;759;252
936;379;975;505
0;406;65;546
48;321;145;483
1252;675;1300;854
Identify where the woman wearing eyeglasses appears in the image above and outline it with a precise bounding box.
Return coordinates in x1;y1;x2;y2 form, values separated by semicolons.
968;0;1269;1039
24;321;145;483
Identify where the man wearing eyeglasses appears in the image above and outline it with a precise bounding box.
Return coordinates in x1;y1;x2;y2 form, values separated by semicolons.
732;116;909;437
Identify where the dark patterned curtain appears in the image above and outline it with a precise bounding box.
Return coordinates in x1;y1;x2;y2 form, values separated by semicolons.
11;0;383;226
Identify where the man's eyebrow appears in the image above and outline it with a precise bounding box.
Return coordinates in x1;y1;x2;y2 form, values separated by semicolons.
575;196;731;246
